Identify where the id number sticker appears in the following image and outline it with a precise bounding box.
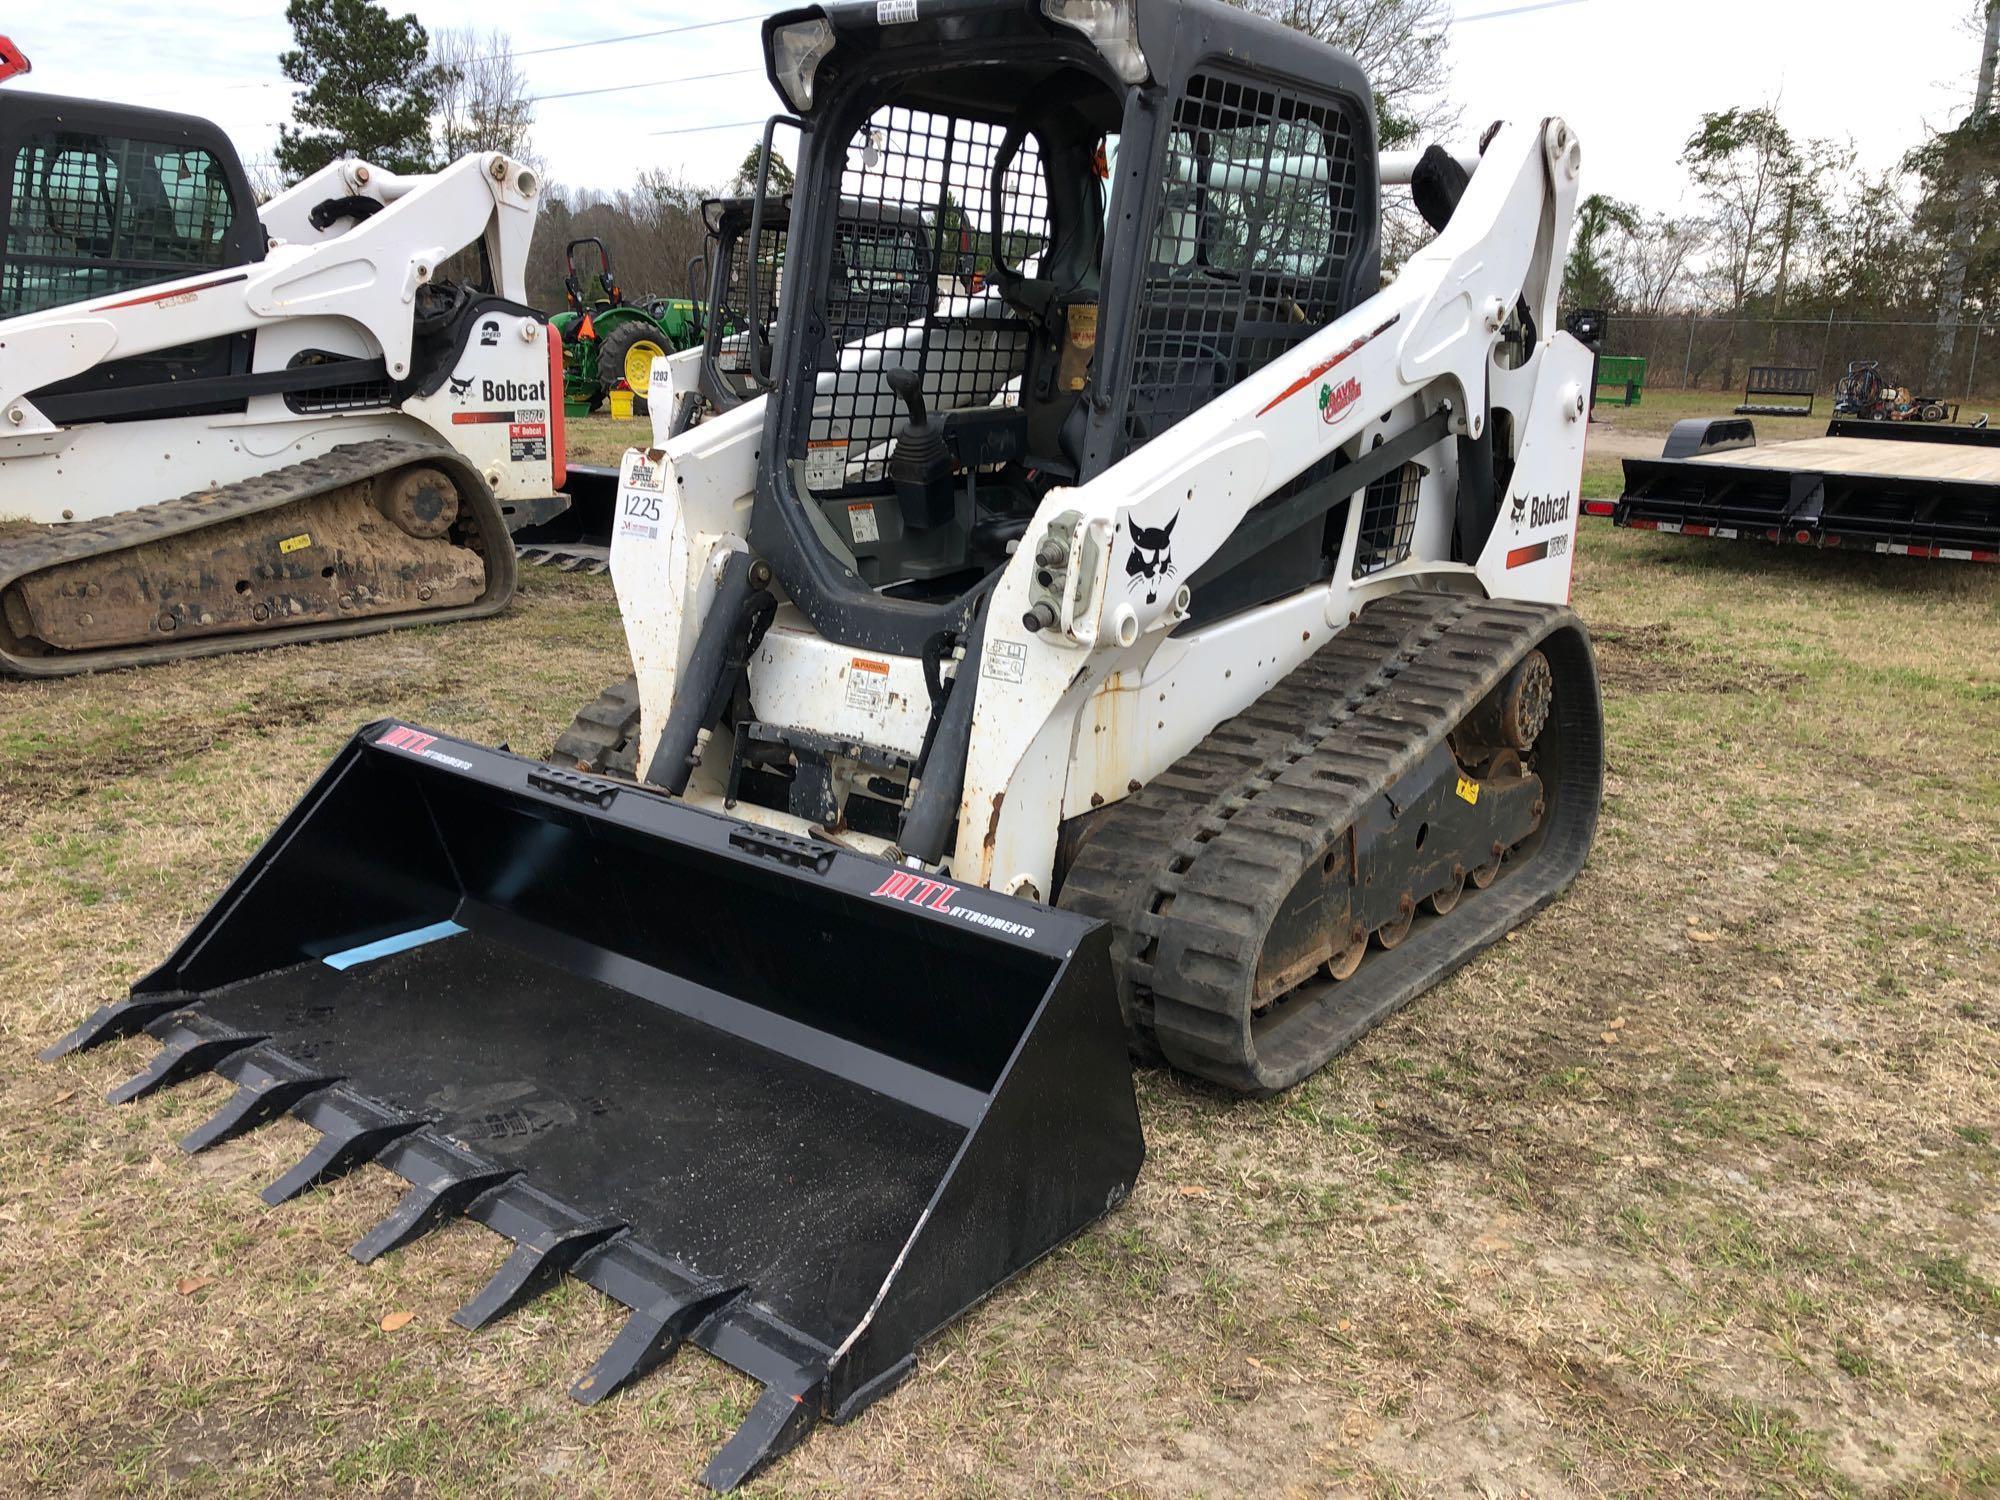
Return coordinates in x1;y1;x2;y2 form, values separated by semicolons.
618;487;662;541
878;0;918;22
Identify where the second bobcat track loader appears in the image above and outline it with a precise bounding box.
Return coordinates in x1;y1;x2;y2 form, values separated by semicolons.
0;91;566;676
46;0;1602;1487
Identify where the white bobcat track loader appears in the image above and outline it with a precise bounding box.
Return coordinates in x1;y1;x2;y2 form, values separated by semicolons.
45;0;1601;1488
0;89;568;675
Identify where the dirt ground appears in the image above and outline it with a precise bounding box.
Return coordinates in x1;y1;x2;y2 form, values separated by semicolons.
3;408;1998;1496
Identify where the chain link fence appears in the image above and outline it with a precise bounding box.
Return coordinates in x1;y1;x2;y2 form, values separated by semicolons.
1596;315;2000;404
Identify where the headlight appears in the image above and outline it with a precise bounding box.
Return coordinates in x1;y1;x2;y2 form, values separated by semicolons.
1042;0;1147;84
770;17;836;112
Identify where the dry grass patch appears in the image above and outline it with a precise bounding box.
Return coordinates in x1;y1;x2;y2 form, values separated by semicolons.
3;532;1997;1497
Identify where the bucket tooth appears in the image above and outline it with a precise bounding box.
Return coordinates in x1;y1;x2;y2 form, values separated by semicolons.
570;1283;747;1406
40;994;192;1061
106;1027;266;1105
180;1048;341;1154
261;1096;423;1205
181;1074;339;1154
700;1377;824;1493
349;1155;519;1266
451;1221;627;1331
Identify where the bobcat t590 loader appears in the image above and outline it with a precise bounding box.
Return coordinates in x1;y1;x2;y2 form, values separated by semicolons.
46;0;1603;1487
0;90;566;676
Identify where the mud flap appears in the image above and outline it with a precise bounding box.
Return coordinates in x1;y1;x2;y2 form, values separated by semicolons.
47;723;1144;1489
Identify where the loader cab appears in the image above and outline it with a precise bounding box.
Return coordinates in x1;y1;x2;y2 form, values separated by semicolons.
751;0;1378;655
0;92;261;400
699;193;933;412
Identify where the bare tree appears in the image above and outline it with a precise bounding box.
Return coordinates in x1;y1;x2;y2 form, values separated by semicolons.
1681;107;1799;316
1614;213;1705;316
240;154;289;206
1227;0;1456;145
1926;0;1999;387
434;26;537;165
525;170;714;312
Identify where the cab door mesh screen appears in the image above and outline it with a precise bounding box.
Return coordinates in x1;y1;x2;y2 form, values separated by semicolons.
1122;73;1363;452
804;106;1049;495
4;132;234;316
718;220;787;388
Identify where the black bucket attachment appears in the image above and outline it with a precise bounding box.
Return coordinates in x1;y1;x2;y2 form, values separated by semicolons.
46;722;1143;1489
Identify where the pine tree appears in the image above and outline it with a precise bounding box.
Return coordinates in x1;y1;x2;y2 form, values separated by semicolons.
730;147;794;196
276;0;444;182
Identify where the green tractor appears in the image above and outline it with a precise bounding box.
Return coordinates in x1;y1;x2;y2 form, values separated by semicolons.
549;236;700;411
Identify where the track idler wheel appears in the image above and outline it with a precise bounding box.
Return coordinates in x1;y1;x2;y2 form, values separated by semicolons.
1326;927;1367;981
379;467;462;539
1502;651;1553;748
1459;651;1553;756
1428;866;1466;915
1374;893;1415;950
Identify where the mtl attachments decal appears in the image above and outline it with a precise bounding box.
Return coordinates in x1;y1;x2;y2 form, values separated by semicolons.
870;870;1039;939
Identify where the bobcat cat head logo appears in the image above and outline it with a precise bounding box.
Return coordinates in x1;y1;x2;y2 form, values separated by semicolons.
1124;512;1178;605
1509;490;1527;524
448;374;474;398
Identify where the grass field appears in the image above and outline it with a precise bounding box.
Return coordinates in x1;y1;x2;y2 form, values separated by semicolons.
4;414;1998;1496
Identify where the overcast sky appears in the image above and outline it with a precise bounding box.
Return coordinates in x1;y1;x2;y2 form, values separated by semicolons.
8;0;1987;210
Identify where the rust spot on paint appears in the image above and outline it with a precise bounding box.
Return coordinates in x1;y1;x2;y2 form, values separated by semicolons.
982;791;1006;857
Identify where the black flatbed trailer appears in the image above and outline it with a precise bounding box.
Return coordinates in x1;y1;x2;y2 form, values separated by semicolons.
1592;417;2000;563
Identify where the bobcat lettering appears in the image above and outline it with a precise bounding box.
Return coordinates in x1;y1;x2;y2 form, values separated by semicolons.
481;378;547;403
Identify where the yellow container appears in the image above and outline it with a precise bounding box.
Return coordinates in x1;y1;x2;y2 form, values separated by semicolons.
608;388;635;421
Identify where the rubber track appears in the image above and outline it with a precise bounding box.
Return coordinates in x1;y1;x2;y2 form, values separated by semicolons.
0;439;516;678
1059;592;1601;1095
553;674;642;776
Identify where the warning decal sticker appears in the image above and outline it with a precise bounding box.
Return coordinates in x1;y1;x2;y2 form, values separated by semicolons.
982;640;1027;683
845;657;890;712
805;438;848;491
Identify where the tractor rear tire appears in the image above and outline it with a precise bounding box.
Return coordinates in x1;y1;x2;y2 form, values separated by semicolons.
597;320;670;401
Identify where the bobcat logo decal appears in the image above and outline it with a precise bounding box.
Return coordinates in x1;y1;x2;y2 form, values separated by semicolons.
448;374;474;398
1124;512;1178;605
